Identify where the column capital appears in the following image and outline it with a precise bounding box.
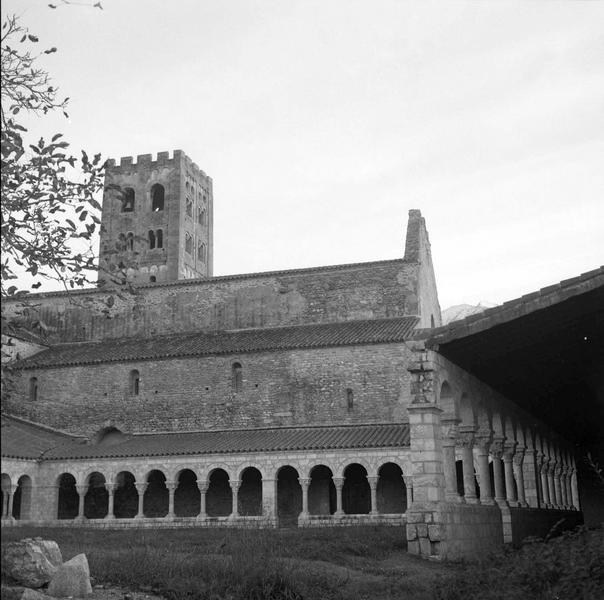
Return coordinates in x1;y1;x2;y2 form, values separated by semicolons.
197;482;208;493
135;482;148;493
333;477;344;488
298;478;311;487
456;426;476;448
367;476;379;487
442;421;459;447
231;480;242;491
165;482;177;492
105;483;116;493
474;429;494;452
490;436;506;458
76;484;88;495
503;440;517;460
513;446;526;465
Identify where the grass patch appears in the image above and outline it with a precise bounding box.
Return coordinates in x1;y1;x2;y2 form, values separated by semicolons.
433;526;604;600
3;525;601;599
1;526;435;600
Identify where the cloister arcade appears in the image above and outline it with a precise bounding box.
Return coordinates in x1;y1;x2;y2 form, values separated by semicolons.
436;378;581;515
1;458;410;528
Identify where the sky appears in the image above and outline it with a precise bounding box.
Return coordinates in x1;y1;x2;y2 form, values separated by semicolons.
3;0;604;309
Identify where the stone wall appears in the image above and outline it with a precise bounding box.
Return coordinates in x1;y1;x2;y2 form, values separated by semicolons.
8;342;413;436
5;260;418;344
509;506;583;547
438;502;504;559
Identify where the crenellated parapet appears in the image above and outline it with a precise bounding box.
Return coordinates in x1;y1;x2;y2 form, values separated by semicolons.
105;150;212;183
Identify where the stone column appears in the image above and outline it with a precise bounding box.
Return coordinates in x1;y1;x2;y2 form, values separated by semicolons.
538;454;551;508
503;442;518;506
4;487;14;520
458;426;478;504
559;466;569;509
333;477;345;517
491;437;507;506
197;482;208;520
564;467;574;510
553;464;564;510
513;448;528;507
166;482;176;519
299;478;310;523
105;483;115;519
76;485;87;521
1;491;7;518
522;448;540;507
570;467;580;511
442;418;462;503
547;461;557;509
475;431;494;505
368;477;379;516
261;478;277;525
135;482;147;519
230;480;241;519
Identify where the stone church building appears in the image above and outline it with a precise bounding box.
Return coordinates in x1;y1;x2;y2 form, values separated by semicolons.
2;150;602;560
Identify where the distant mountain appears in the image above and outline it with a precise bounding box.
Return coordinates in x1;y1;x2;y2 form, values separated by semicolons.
441;302;498;325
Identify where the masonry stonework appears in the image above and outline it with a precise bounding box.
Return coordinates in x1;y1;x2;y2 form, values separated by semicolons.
2;149;591;562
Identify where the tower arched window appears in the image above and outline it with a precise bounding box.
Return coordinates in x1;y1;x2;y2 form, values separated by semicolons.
151;184;165;211
129;370;140;396
29;377;38;402
197;241;206;263
185;232;193;255
186;198;193;217
122;187;135;212
148;230;156;249
126;232;134;251
232;362;243;393
198;208;206;226
156;229;163;249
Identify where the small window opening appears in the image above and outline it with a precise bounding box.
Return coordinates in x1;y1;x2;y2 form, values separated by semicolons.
126;232;134;251
198;208;206;226
197;241;206;263
346;388;354;412
149;276;157;282
185;233;193;255
156;229;163;249
186;198;193;217
151;183;165;211
29;377;38;402
148;230;156;249
430;314;435;328
122;187;135;212
232;362;243;393
129;370;140;396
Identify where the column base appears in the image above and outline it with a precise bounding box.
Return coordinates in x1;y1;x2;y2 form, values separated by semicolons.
465;497;479;505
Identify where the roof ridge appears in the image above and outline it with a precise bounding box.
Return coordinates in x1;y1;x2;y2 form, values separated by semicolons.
4;258;407;300
1;413;85;440
129;421;410;438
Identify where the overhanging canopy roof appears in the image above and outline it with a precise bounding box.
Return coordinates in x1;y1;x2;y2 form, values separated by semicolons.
423;267;604;447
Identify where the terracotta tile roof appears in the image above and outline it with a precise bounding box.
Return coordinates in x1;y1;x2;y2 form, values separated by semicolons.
1;415;85;460
0;414;410;460
43;422;411;460
11;316;419;369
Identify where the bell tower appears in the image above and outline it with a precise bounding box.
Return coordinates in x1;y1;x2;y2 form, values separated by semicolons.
98;150;213;285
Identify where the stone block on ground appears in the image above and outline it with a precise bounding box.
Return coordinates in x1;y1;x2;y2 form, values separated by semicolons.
1;586;57;600
47;553;92;597
1;538;63;588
